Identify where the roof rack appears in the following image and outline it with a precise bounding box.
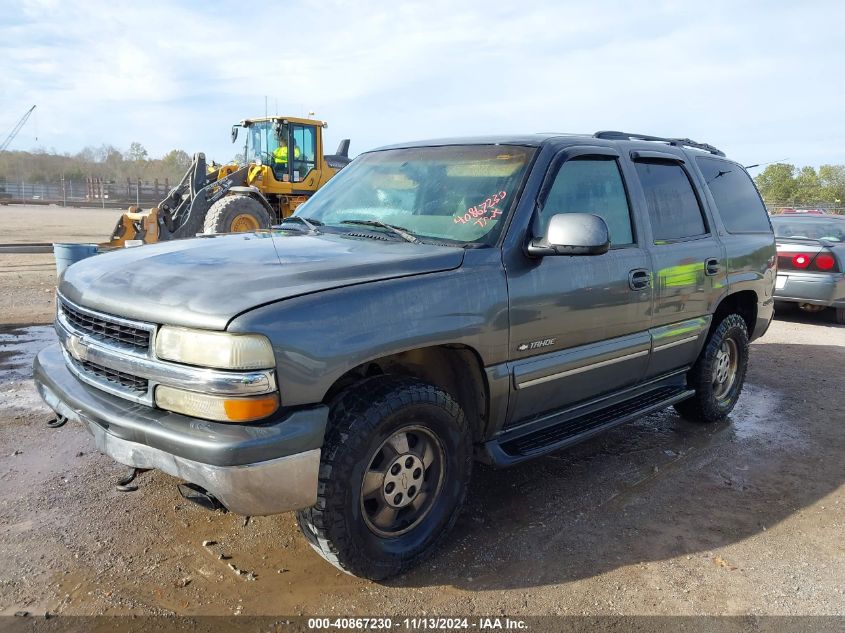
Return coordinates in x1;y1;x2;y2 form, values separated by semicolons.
594;131;725;157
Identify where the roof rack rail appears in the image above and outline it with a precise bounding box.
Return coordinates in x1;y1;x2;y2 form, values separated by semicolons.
594;131;725;157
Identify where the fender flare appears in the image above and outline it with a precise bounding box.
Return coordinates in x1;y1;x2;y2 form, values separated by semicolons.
227;187;275;217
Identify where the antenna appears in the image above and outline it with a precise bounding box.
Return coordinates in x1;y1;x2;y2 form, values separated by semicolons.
744;158;789;170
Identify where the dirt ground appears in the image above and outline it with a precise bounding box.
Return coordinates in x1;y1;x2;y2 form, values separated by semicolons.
0;205;118;326
0;205;843;618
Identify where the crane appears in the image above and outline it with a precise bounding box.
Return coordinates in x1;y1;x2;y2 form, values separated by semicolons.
0;105;36;152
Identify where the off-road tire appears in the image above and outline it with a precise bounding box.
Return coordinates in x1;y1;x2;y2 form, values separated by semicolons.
835;307;845;325
296;376;472;580
674;314;749;423
203;195;271;234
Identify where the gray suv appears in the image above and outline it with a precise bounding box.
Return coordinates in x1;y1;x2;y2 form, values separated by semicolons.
34;131;776;579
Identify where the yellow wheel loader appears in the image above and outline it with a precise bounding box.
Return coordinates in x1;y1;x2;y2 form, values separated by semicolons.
106;116;350;246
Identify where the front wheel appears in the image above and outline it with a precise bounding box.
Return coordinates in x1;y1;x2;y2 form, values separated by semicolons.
297;376;472;580
674;314;749;423
203;195;271;234
835;307;845;325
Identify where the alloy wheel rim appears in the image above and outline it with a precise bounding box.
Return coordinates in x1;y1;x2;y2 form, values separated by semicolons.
360;425;445;537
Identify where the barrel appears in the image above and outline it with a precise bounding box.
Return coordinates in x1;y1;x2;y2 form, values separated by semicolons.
53;243;99;276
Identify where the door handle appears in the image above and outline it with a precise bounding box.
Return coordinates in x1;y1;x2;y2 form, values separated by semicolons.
628;269;650;290
705;258;720;276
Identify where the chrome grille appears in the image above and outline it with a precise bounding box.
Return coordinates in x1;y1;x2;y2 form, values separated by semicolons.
59;298;151;351
69;356;149;394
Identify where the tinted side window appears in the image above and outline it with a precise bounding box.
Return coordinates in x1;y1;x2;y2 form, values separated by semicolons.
634;161;707;241
540;157;634;245
696;157;771;233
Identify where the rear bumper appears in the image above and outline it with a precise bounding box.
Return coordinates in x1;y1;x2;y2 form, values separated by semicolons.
774;272;845;308
33;343;328;515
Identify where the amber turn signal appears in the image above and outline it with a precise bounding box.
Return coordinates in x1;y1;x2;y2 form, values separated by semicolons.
155;386;279;423
223;396;279;422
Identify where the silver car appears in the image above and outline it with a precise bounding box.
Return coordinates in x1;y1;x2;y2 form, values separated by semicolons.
772;214;845;323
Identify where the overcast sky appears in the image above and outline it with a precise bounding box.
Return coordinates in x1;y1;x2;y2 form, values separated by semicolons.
1;0;843;169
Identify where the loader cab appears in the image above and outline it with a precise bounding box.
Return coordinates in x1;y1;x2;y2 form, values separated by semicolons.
230;115;339;220
238;117;320;186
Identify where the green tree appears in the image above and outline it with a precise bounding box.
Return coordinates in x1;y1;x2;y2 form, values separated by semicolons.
162;149;191;168
793;166;821;204
126;142;149;162
818;165;845;204
0;144;194;186
754;163;796;202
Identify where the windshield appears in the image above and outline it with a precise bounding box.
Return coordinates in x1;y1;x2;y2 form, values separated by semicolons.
293;144;535;245
244;121;282;163
772;216;845;242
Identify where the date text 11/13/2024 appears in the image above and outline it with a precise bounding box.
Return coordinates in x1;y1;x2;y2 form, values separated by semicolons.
306;617;528;630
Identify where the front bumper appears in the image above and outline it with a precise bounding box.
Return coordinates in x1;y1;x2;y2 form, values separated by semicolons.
774;271;845;308
34;343;328;515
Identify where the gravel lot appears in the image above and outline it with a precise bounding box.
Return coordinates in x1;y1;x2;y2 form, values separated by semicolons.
0;205;117;326
0;205;842;618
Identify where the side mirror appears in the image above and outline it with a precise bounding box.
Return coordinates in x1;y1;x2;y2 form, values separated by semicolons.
527;213;610;257
231;126;239;143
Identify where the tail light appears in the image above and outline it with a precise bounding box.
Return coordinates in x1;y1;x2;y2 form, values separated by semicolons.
814;253;837;271
792;253;811;269
777;250;841;273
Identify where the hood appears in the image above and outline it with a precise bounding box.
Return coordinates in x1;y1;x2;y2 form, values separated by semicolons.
60;231;465;330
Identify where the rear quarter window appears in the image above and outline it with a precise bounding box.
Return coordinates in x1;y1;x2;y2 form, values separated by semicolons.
633;160;707;242
696;157;771;233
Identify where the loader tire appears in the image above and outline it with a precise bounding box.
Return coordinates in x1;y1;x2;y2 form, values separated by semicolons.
203;195;271;234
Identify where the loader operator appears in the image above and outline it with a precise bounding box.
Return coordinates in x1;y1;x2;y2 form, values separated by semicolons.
272;139;300;180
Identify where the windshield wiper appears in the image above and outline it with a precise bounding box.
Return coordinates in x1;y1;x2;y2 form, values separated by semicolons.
340;220;420;244
276;216;322;233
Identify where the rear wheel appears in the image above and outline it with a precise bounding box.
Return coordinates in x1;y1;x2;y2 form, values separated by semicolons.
296;376;472;580
203;195;271;234
674;314;749;423
835;307;845;325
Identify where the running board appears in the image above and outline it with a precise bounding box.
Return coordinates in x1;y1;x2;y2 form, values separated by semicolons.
484;386;695;466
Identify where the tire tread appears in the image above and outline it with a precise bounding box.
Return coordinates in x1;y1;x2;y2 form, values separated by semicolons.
296;376;471;579
674;314;749;424
203;195;271;234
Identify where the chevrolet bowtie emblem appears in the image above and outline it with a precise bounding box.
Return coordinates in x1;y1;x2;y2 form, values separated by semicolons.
66;334;90;362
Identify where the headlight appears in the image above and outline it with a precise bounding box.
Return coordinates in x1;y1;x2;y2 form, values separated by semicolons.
156;386;278;423
155;326;275;370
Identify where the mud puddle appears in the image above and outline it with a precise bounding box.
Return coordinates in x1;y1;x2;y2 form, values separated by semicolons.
0;324;55;417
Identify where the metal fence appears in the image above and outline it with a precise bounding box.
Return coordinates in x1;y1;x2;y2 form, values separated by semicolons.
2;178;844;216
765;202;844;215
0;177;174;207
